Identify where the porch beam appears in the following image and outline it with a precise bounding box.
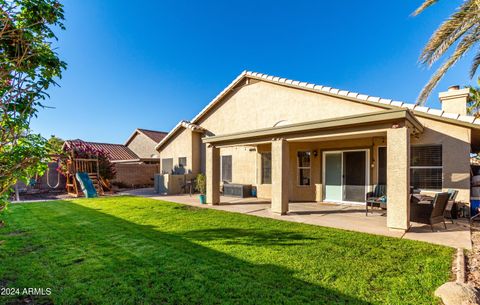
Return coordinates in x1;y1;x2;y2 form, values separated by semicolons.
386;127;410;231
206;144;220;205
271;138;289;214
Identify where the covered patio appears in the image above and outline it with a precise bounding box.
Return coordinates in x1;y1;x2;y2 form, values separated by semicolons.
203;109;424;232
121;189;471;249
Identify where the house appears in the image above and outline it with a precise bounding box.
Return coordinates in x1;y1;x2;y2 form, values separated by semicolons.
155;71;480;232
64;128;167;187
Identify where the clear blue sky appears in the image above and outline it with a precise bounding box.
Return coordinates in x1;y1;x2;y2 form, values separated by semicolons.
31;0;477;143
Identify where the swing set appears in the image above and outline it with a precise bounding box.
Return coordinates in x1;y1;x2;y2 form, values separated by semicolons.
65;150;107;197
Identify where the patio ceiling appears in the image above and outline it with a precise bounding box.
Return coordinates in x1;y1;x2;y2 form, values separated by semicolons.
203;109;423;147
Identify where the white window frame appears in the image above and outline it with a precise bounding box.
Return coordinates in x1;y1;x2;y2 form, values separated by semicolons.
297;150;311;187
178;157;187;168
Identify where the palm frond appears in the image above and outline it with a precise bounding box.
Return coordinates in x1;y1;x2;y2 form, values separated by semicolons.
471;49;480;78
412;0;439;16
417;27;480;104
420;0;478;66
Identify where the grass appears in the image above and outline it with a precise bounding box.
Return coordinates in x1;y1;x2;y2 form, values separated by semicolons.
0;196;453;305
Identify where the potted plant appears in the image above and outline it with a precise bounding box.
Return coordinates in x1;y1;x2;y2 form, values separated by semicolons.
195;173;207;204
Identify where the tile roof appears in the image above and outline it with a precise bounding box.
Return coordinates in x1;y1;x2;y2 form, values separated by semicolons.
191;70;480;127
156;70;480;152
64;140;139;161
137;128;168;143
155;120;205;151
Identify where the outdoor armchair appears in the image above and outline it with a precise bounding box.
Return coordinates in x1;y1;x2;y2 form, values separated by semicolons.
410;192;449;231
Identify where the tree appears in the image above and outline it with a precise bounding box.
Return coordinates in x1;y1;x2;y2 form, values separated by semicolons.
414;0;480;104
47;135;64;154
467;78;480;117
0;0;66;209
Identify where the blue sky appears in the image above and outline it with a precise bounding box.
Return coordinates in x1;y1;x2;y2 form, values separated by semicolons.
31;0;477;143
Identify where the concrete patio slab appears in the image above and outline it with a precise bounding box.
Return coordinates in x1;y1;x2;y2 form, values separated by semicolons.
120;188;472;249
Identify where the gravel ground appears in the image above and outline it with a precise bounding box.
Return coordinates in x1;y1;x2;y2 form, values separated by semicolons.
467;224;480;287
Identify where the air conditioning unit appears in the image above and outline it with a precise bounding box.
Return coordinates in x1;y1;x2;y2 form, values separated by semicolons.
223;184;252;198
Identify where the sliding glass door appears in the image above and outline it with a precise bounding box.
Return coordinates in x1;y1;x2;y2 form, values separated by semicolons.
323;150;368;203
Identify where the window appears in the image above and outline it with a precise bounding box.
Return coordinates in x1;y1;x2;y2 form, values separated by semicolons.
297;151;311;186
178;157;187;168
378;147;387;185
221;155;232;182
410;145;442;190
161;158;173;174
261;152;272;184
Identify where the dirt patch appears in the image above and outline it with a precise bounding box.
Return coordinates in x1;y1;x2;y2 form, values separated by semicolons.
174;205;204;212
467;224;480;287
6;230;26;237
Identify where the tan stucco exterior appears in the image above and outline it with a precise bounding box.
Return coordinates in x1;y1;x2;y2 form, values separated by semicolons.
157;73;478;231
159;128;202;175
126;132;159;159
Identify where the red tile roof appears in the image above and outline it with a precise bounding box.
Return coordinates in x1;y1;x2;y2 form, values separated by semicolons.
64;140;139;161
137;129;168;143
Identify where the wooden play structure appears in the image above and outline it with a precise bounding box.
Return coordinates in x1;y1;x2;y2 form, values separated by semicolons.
65;155;106;197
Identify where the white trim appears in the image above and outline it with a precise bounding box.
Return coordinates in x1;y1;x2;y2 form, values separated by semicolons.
322;149;370;204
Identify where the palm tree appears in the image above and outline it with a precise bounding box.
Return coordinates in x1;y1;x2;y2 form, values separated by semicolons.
467;78;480;116
414;0;480;105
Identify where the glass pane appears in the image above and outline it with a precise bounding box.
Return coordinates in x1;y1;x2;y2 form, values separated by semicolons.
410;168;442;190
411;145;442;166
162;158;173;174
222;155;232;182
299;169;311;186
378;147;387;185
261;153;271;184
325;153;342;201
178;157;187;167
297;151;311;168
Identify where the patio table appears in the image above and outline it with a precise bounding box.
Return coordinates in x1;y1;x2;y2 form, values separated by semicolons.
365;199;386;216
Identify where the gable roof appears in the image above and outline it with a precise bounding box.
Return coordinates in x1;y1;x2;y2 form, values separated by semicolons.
191;71;480;128
125;128;168;146
155;120;205;151
64;139;139;161
156;70;480;152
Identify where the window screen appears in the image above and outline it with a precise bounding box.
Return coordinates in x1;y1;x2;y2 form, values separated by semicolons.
410;145;442;190
161;158;173;174
261;152;272;184
222;155;232;182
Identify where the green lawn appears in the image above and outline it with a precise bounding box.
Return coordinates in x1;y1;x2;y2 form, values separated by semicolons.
0;196;453;304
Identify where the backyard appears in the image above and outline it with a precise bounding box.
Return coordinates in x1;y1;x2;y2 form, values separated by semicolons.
0;196;453;304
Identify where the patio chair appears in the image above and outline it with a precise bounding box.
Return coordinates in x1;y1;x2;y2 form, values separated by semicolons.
365;185;386;216
444;189;459;223
410;192;449;231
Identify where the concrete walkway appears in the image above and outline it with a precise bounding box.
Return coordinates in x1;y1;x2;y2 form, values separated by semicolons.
121;188;472;249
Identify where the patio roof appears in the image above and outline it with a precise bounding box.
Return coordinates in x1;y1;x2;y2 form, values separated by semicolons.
203;109;423;146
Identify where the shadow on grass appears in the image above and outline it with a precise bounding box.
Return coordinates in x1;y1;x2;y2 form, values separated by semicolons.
182;228;321;246
0;200;370;305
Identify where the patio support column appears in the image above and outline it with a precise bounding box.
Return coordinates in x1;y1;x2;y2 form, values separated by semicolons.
386;127;410;231
206;144;220;205
271;138;289;215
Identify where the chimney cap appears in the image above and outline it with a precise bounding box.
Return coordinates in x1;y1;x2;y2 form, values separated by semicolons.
448;85;460;91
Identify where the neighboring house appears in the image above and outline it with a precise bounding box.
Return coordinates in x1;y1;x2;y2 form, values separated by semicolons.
125;128;168;160
156;71;480;232
64;128;167;187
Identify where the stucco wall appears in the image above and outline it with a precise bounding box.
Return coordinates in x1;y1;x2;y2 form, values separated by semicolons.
159;78;473;202
197;80;384;134
412;116;471;202
159;128;196;174
127;133;159;158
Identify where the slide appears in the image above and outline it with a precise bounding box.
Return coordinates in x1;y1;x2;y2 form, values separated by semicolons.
75;172;98;198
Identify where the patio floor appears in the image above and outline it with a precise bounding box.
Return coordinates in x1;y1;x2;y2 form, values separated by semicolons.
121;188;472;249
